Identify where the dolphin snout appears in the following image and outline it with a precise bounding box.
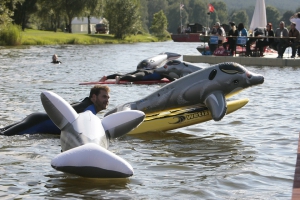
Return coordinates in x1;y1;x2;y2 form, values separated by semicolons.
249;73;264;85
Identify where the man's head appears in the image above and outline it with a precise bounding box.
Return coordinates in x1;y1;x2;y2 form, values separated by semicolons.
52;54;58;62
215;22;220;28
279;21;285;29
89;85;110;113
291;22;296;30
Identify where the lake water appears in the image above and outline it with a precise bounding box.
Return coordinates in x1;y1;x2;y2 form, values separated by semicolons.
0;41;298;199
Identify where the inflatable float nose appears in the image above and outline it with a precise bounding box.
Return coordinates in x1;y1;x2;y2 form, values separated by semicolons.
51;143;134;178
247;71;264;85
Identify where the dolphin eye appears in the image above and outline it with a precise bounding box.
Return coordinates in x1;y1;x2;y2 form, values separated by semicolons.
234;80;239;84
209;69;217;80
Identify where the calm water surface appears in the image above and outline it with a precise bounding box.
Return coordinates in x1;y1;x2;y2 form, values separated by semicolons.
0;41;299;199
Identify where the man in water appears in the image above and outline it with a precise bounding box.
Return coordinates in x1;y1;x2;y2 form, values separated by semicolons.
51;54;62;64
0;85;110;136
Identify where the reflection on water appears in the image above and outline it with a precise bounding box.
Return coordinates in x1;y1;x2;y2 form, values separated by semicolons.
0;43;299;199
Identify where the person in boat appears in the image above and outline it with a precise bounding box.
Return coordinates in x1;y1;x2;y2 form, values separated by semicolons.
222;22;238;56
288;22;300;58
0;85;110;136
185;25;191;33
51;54;62;64
208;22;226;53
272;21;289;58
256;22;275;57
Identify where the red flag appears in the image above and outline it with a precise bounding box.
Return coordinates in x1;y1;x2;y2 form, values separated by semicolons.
208;4;214;13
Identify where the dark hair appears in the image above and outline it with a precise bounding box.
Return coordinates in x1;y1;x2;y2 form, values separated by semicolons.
237;23;244;31
267;22;272;30
89;85;110;98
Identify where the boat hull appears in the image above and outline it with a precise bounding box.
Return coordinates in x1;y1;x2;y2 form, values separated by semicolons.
171;33;201;42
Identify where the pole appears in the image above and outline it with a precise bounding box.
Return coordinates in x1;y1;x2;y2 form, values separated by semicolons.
180;4;182;32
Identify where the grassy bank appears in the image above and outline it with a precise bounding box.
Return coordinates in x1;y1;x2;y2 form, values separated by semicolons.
21;29;170;45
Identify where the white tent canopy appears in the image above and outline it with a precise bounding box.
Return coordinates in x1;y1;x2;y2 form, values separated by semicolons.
249;0;267;32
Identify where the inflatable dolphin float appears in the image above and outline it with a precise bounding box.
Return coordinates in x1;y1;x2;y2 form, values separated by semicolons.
105;62;264;121
41;91;145;178
136;52;181;70
155;60;202;79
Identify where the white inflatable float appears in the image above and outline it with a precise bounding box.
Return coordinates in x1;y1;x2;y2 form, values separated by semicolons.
40;91;145;178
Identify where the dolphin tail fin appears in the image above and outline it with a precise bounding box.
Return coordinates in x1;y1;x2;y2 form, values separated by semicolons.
102;110;145;139
204;91;227;121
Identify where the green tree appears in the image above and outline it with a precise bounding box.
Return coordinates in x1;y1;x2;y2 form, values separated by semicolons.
166;3;188;33
63;0;89;33
0;0;14;27
13;0;38;31
266;6;280;30
210;1;228;25
104;0;139;39
147;0;168;29
280;10;294;27
35;0;65;31
231;10;248;29
188;0;208;27
139;0;149;33
150;10;168;37
83;0;102;34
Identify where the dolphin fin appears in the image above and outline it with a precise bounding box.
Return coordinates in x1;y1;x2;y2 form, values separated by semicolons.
204;91;227;121
102;110;145;139
41;91;78;129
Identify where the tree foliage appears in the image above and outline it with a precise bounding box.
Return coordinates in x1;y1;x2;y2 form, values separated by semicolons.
1;0;300;41
13;0;38;31
150;10;168;37
231;10;249;29
266;6;280;30
104;0;139;39
0;0;14;28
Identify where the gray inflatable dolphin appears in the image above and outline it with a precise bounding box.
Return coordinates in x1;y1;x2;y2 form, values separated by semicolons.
105;62;264;121
136;52;181;70
154;60;202;79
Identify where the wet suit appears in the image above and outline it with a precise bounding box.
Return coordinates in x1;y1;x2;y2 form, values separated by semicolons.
51;61;62;64
107;69;176;82
0;97;95;136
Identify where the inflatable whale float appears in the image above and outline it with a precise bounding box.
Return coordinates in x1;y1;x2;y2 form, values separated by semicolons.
155;60;202;79
105;62;264;122
136;52;181;70
79;52;182;85
41;91;145;178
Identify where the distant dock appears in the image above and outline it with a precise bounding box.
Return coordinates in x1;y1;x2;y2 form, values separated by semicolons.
183;54;300;67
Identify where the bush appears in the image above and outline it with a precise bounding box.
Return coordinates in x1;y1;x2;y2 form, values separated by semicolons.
0;24;22;46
